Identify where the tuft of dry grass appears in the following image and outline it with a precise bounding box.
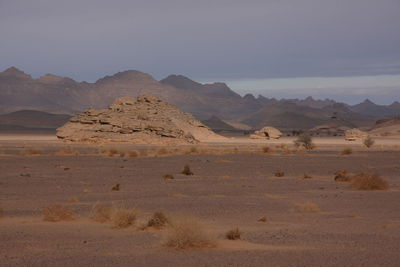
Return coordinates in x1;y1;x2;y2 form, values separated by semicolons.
363;136;375;148
274;171;285;177
164;217;216;249
55;146;80;156
294;201;320;213
182;164;194;175
158;148;168;156
43;204;75;222
91;204;113;223
111;208;137;229
190;146;198;154
108;148;119;157
334;170;352;182
22;147;43;156
350;173;389;190
262;146;270;153
67;196;79;203
119;151;126;157
225;228;241;240
164;174;175;180
128;150;138;158
111;183;120;191
302;174;312;179
340;148;353;155
147;211;169;229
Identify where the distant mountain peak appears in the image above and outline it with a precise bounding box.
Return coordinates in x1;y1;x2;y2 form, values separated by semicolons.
160;74;202;90
362;98;375;105
243;93;256;100
1;66;32;80
37;74;72;83
95;70;153;84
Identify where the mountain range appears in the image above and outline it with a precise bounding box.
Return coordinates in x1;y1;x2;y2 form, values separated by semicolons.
1;66;400;132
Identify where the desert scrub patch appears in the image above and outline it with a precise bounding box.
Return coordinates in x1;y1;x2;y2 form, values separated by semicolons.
55;146;80;156
164;217;216;249
334;170;352;182
258;216;268;222
294;134;315;150
363;136;375;148
91;203;113;223
350;173;389;190
67;196;79;203
158;148;168;156
340;148;353;155
111;183;120;191
262;146;270;153
182;164;194;175
274;170;285;177
43;204;75;222
107;148;119;157
302;174;312;179
147;211;170;229
22;147;44;156
163;174;175;180
225;228;241;240
111;208;137;229
294;201;320;213
128;150;138;157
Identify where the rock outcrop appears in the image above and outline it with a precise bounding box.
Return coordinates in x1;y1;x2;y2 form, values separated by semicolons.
250;126;282;139
56;94;224;144
345;128;368;141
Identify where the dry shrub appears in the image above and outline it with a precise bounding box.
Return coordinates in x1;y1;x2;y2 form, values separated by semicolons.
225;228;241;240
334;170;352;182
274;171;285;177
111;208;137;228
295;201;320;213
303;174;312;179
56;146;80;156
165;217;216;249
128;150;138;158
294;134;315;150
340;148;353;155
119;151;126;157
363;136;375;148
258;216;268;222
91;204;113;223
164;174;174;180
350;173;389;190
108;148;119;157
147;211;169;229
22;147;43;156
43;204;75;222
140;150;148;157
262;146;270;153
158;148;168;155
182;164;194;175
111;183;120;191
190;146;198;154
67;196;79;203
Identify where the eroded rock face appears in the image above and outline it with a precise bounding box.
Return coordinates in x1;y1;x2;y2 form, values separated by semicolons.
345;128;368;141
250;126;282;139
56;94;224;144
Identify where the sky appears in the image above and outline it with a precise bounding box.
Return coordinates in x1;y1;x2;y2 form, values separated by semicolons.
1;0;400;103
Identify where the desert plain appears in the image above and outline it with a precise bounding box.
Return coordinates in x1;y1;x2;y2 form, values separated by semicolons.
0;135;400;266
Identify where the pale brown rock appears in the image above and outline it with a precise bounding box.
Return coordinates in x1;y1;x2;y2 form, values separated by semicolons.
56;94;224;144
345;128;368;141
250;126;282;139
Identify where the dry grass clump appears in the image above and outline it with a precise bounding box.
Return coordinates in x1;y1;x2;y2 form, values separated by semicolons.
182;164;194;175
43;204;75;222
340;148;353;155
274;170;285;177
302;174;312;179
164;217;216;249
91;204;113;223
258;216;268;222
334;170;352;182
111;208;137;228
363;136;375;148
67;196;79;203
350;173;389;191
111;183;120;191
147;211;169;229
294;201;320;213
55;146;80;156
164;174;175;180
294;134;315;150
108;148;119;157
158;148;168;156
262;146;270;153
190;146;198;154
119;151;126;157
225;228;241;240
22;147;44;156
128;150;138;158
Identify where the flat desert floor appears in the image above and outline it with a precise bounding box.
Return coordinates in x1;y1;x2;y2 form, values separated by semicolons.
1;135;400;266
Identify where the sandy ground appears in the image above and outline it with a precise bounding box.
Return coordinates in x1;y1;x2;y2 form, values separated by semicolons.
1;135;400;266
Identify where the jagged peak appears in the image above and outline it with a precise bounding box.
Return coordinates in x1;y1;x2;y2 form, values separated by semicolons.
160;74;203;89
1;66;32;79
243;93;256;100
95;70;154;84
37;73;75;83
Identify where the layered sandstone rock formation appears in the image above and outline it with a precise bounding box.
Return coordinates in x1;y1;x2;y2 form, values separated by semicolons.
56;94;224;144
345;128;368;141
250;126;282;139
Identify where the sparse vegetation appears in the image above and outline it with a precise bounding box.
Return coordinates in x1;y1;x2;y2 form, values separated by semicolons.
22;147;43;156
262;146;270;153
274;171;285;177
158;148;168;155
119;151;126;157
108;148;119;157
128;150;138;157
55;146;80;156
111;208;137;228
147;211;169;229
350;173;389;190
164;217;216;249
67;196;79;203
91;204;112;223
294;134;315;150
334;170;352;182
258;216;267;222
363;136;375;148
190;146;198;154
303;174;312;179
182;164;194;175
111;183;120;191
164;174;175;180
225;228;241;240
294;201;320;213
341;148;353;155
43;204;75;222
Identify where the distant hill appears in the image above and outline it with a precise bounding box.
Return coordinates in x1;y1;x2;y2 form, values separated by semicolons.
0;110;70;131
201;116;239;132
350;99;400;117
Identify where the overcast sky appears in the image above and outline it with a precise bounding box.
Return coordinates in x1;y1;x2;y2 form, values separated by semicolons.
1;0;400;103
